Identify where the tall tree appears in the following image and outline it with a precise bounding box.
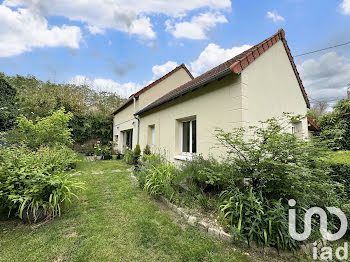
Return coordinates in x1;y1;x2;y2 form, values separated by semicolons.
0;77;18;131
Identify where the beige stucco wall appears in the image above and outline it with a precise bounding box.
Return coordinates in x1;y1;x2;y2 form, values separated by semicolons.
138;68;193;107
113;67;193;152
240;41;309;138
138;74;243;162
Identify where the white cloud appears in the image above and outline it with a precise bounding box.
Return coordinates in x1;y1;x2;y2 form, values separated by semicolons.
341;0;350;15
152;61;179;79
4;0;231;41
70;75;142;98
190;43;252;76
266;11;285;23
297;52;350;103
166;12;228;40
129;16;156;39
0;5;81;57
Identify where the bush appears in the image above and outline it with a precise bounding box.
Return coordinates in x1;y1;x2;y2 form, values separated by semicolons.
324;151;350;198
219;188;298;250
317;99;350;150
144;163;178;200
180;155;232;191
0;145;82;220
143;145;151;155
124;149;134;165
137;154;166;187
134;144;141;156
13;108;73;149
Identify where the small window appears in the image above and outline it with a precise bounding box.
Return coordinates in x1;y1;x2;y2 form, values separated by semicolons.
291;124;296;134
181;120;196;153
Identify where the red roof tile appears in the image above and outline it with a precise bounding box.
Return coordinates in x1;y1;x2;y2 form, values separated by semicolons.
136;29;310;115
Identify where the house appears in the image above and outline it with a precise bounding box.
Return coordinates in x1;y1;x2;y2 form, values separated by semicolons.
113;29;312;162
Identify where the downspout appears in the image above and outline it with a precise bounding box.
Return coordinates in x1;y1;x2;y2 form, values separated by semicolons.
135;115;140;145
133;96;140;145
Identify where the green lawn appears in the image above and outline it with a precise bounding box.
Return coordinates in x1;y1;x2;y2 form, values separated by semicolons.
0;160;307;262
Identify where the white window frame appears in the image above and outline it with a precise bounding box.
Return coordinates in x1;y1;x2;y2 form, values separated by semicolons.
180;119;196;156
291;123;297;134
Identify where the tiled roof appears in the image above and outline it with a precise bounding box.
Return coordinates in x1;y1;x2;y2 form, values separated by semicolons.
112;64;193;115
136;29;310;115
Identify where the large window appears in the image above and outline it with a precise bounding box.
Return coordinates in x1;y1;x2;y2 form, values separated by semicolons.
181;120;196;153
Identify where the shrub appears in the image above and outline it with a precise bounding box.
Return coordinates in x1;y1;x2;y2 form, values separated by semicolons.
137;154;166;187
13;108;73;149
219;188;298;250
134;144;141;156
180;155;232;191
143;145;151;155
324;151;350;198
215;114;342;208
124;149;134;165
0;145;82;220
214;114;345;249
144;163;178;200
317;99;350;150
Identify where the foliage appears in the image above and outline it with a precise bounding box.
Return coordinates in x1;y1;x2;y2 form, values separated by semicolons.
318;99;350;150
134;144;141;156
180;155;233;190
143;144;151;155
215;114;342;208
144;163;178;200
219;188;298;250
101;143;112;156
137;154;166;187
13;108;73;149
0;145;81;219
0;77;18;131
2;73;125;144
324;151;350;198
124;149;134;165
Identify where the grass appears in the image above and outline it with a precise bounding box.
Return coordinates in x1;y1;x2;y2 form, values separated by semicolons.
0;160;308;262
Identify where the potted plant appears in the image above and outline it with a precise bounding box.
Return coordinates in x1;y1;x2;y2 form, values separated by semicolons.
115;148;122;160
133;144;141;170
94;142;102;160
101;145;112;160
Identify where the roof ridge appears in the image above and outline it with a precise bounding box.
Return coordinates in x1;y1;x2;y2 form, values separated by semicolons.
136;29;310;115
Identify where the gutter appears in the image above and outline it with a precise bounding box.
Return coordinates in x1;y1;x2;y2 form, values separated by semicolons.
134;68;233;116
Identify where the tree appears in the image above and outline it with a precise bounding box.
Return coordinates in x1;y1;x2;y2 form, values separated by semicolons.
2;73;125;145
0;77;18;131
318;98;350;150
307;100;328;123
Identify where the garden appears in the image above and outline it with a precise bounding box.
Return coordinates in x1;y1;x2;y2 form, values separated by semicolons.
1;73;350;261
133;113;350;254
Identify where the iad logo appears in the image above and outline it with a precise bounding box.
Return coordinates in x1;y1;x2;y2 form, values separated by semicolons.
288;199;348;260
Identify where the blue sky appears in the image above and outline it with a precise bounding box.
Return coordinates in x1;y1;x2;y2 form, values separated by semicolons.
0;0;350;105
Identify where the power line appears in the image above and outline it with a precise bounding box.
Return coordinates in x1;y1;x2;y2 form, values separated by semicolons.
293;41;350;57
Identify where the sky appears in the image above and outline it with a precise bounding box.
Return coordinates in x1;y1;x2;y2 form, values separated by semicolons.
0;0;350;107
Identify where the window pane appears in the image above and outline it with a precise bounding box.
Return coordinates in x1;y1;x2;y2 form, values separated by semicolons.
192;120;196;153
182;121;190;152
